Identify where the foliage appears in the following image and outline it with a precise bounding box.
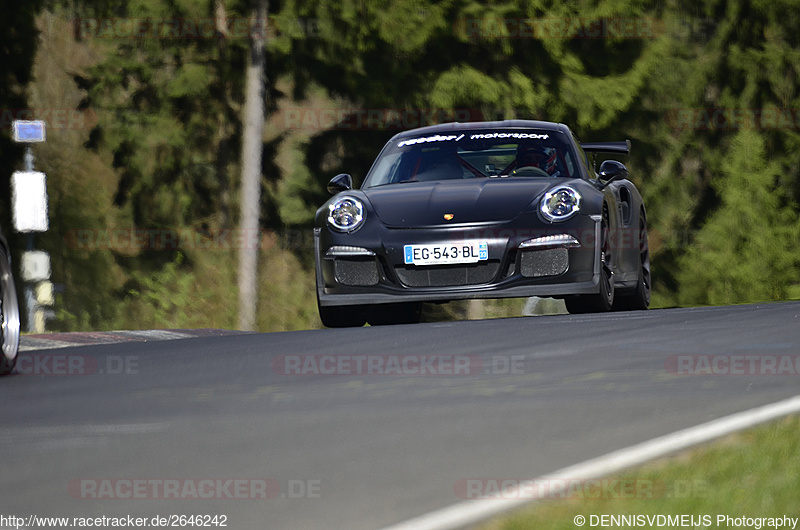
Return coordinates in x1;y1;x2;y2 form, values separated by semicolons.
12;0;800;332
677;130;799;305
77;0;252;230
0;1;45;245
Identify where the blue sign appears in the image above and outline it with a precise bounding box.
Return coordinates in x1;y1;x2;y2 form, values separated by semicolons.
12;120;46;143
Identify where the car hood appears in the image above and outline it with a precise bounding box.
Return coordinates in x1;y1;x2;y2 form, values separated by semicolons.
363;179;556;227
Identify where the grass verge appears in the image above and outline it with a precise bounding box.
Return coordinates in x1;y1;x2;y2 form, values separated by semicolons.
479;415;800;529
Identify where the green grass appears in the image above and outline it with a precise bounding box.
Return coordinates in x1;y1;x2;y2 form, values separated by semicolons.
479;415;800;530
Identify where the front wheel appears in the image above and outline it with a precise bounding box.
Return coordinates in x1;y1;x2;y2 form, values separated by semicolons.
565;205;614;314
0;249;20;375
613;213;651;311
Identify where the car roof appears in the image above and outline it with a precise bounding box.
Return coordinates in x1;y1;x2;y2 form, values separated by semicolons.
390;119;571;141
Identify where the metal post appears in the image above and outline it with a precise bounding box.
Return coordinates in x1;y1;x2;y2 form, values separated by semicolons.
25;235;36;333
23;146;41;333
24;146;33;172
24;147;36;333
12;121;50;334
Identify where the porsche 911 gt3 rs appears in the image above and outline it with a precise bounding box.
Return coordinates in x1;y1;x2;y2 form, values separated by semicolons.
314;120;650;327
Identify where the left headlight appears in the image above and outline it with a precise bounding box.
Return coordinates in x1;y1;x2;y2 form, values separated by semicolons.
327;196;365;232
539;186;581;222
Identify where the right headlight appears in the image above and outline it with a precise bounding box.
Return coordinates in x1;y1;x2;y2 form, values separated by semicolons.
327;196;365;232
539;186;581;222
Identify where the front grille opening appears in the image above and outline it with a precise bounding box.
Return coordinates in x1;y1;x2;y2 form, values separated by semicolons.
394;260;501;287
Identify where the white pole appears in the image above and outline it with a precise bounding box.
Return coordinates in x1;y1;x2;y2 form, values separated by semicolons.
237;0;268;331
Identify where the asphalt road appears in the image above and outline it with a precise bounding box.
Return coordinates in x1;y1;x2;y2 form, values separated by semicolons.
3;302;799;529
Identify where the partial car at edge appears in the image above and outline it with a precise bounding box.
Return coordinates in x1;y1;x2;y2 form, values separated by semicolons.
314;119;650;327
0;227;20;374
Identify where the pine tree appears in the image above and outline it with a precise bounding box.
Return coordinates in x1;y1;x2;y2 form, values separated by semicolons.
677;130;798;305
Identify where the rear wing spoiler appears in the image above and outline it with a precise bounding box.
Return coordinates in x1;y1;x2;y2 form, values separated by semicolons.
580;140;631;155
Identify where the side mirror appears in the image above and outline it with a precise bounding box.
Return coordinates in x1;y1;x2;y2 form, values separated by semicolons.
597;160;628;189
327;173;353;195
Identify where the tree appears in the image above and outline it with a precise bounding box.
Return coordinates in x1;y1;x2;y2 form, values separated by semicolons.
25;0;800;333
677;130;798;305
0;1;45;234
79;0;248;230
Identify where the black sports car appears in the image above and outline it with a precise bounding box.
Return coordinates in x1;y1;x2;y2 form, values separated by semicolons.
314;120;650;327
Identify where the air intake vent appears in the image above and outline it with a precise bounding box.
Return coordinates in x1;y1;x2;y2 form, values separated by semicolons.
395;261;500;287
520;248;568;277
335;258;380;286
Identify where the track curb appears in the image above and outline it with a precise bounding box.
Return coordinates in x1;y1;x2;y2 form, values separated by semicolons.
19;329;253;352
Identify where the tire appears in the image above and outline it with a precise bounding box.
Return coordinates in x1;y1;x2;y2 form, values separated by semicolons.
366;303;422;326
565;204;614;314
613;212;651;311
0;249;20;376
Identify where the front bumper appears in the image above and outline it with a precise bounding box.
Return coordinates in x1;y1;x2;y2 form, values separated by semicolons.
315;214;602;307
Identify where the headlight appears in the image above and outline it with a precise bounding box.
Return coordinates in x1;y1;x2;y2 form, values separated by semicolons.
327;196;365;232
539;186;581;222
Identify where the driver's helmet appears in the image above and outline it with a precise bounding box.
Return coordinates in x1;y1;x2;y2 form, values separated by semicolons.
516;145;557;173
412;149;463;181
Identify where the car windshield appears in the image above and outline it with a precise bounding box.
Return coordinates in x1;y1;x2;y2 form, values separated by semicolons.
362;129;578;187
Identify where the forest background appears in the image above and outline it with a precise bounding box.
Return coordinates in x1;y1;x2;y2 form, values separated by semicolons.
1;0;798;332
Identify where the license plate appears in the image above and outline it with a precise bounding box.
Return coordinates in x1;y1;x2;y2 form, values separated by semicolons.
403;241;488;266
